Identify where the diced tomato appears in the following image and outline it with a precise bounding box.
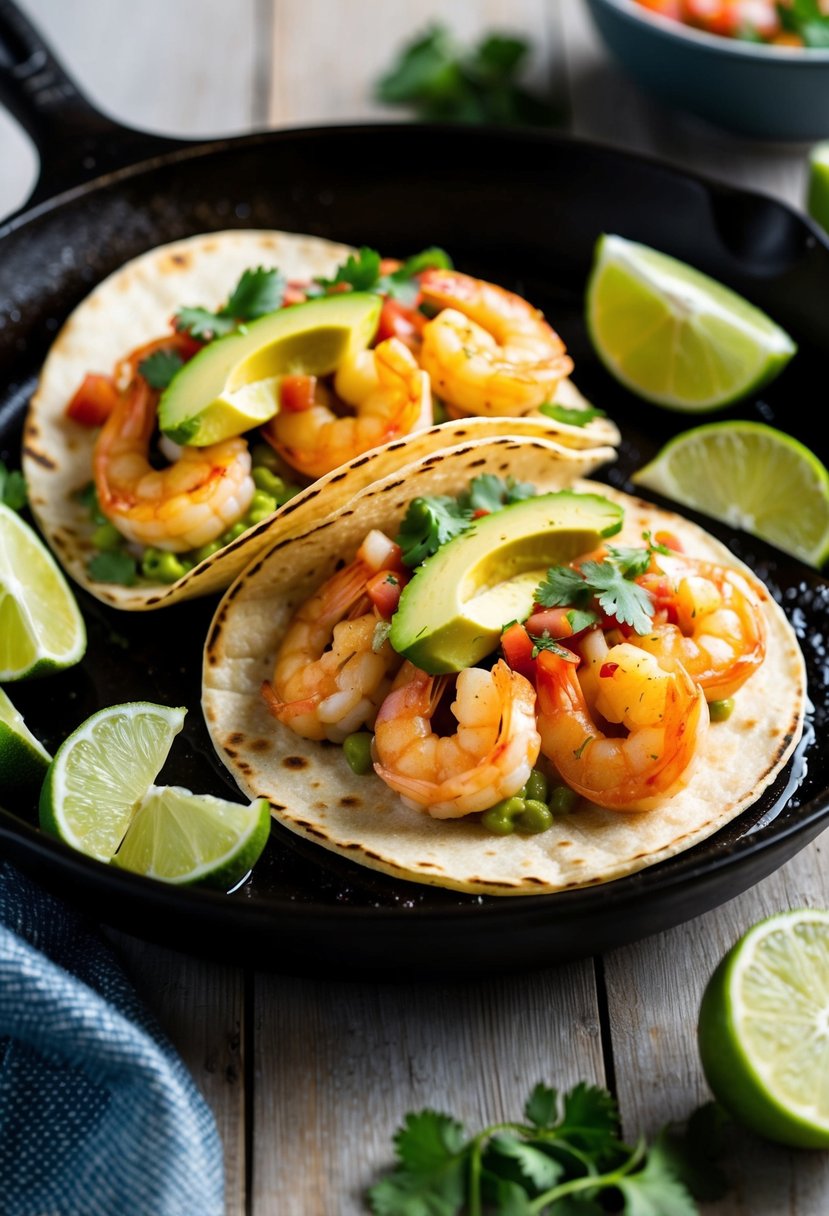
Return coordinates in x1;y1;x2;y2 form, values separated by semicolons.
500;622;537;683
654;530;684;553
472;508;490;520
279;375;317;413
358;530;405;574
379;258;403;275
283;281;308;306
526;608;575;640
367;570;408;618
376;297;426;346
66;374;120;427
599;662;620;679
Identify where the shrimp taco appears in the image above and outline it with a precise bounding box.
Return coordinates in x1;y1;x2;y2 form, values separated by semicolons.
23;229;619;612
202;435;806;897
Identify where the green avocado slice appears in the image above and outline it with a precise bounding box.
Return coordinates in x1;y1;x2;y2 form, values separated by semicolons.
389;490;624;674
158;292;382;446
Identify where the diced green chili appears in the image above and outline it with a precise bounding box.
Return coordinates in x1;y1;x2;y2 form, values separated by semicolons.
548;784;579;814
91;522;123;552
252;467;286;498
141;548;189;584
250;442;282;473
709;697;735;722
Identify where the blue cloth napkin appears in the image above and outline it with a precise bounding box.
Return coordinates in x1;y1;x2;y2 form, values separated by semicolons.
0;862;224;1216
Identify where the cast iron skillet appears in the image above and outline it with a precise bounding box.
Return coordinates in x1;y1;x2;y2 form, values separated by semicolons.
1;0;828;980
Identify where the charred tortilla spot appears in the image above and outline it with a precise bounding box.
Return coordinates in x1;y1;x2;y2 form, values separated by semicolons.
224;747;237;759
22;446;56;470
269;802;285;813
237;761;251;774
228;732;244;746
468;459;487;468
250;738;271;753
283;755;308;769
417;861;443;871
339;795;361;807
170;253;189;267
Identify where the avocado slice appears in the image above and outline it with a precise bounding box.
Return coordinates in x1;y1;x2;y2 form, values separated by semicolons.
390;491;624;674
158;292;382;446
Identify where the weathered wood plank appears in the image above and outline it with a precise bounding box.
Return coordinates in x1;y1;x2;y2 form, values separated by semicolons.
604;838;829;1214
251;964;605;1213
109;932;247;1216
267;0;558;126
0;0;262;218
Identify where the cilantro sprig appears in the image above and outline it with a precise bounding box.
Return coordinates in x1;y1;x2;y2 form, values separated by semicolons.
534;535;668;636
0;458;27;511
313;245;453;308
175;266;286;340
367;1082;729;1215
395;475;535;567
374;23;561;126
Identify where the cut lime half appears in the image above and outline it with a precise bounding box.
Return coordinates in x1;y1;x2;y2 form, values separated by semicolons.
113;786;270;888
631;421;829;568
39;702;186;862
586;234;796;411
0;687;51;798
0;503;87;681
807;141;829;237
698;909;829;1149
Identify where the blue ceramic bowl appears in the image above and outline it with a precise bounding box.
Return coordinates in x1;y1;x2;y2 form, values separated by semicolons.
584;0;829;141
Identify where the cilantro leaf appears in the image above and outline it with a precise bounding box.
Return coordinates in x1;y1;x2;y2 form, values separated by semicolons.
175;306;237;341
175;266;285;339
557;1083;620;1157
525;1082;558;1130
316;247;382;292
225;266;286;319
374;23;561;127
367;1110;468;1215
0;459;27;510
652;1103;731;1204
578;559;654;634
396;495;473;567
460;473;535;514
616;1139;698;1216
380;247;454;306
539;402;606;428
88;551;137;586
529;633;576;660
138;349;184;390
534;566;592;610
489;1136;563;1190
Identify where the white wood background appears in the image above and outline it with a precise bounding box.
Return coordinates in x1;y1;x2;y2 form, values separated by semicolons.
2;3;827;1214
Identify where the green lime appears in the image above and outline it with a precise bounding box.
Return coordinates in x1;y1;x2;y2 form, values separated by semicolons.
807;141;829;236
0;503;86;680
698;909;829;1149
113;786;270;888
586;234;796;411
39;702;186;862
0;687;51;798
631;421;829;568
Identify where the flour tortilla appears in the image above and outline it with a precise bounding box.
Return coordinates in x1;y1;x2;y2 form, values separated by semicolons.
23;228;618;611
202;436;806;897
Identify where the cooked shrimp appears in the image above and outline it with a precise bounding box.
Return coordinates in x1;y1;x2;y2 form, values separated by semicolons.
632;554;767;702
261;530;404;742
372;659;540;818
418;268;573;416
535;633;708;812
264;336;431;480
93;378;254;553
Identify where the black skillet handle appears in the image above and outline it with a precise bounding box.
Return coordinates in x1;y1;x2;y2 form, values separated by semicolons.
0;0;192;213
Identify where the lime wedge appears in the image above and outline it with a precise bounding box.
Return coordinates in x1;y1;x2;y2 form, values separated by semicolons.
39;702;186;862
807;141;829;235
113;785;270;888
631;421;829;568
586;234;796;410
0;687;51;798
698;909;829;1149
0;503;86;680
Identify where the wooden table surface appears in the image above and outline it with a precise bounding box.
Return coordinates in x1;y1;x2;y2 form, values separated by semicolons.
2;3;827;1213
